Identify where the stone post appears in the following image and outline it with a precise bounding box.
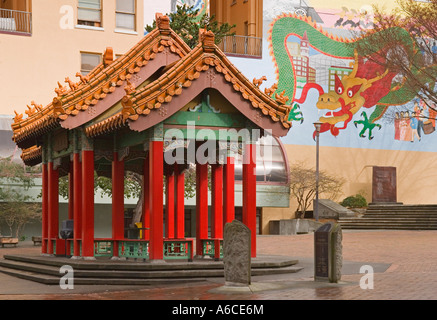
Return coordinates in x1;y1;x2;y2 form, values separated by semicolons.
223;220;251;286
314;222;343;283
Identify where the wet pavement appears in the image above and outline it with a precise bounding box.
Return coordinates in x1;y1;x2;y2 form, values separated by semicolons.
1;230;436;301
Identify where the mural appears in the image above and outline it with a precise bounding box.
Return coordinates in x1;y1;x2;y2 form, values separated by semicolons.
228;0;437;152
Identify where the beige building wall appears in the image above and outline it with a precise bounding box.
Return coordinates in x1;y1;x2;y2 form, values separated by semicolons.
261;144;437;234
210;0;263;38
0;0;144;115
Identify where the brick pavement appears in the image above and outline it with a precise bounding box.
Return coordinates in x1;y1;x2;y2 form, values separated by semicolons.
0;230;436;300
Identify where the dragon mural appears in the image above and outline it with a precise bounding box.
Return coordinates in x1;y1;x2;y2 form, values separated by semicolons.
267;13;430;140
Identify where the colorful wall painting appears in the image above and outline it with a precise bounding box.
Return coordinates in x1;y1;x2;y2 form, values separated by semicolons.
228;0;437;153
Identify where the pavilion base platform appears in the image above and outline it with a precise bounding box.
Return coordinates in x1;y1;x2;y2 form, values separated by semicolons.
0;254;302;286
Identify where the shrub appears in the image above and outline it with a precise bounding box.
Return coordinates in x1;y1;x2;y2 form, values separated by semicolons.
340;194;368;208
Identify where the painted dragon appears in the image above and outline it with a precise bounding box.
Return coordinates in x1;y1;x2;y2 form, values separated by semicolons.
268;13;435;139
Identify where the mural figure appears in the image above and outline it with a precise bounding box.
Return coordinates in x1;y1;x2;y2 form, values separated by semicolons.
394;112;401;141
410;111;421;142
399;111;412;142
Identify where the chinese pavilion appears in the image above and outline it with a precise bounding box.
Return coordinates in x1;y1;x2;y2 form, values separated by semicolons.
11;14;292;261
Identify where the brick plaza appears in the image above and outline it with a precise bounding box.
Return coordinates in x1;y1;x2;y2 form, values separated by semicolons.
0;229;436;300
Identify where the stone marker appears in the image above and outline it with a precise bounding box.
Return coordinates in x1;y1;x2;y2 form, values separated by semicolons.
314;222;343;283
223;220;251;286
372;166;400;204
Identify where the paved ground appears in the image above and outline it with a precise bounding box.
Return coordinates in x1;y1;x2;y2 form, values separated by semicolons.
0;230;436;301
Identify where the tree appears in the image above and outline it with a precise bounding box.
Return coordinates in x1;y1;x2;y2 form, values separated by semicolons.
288;162;344;219
59;171;143;227
145;5;236;49
0;157;41;238
354;0;437;119
58;164;204;227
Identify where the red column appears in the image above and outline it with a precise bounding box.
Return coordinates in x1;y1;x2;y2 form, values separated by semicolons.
47;162;59;255
243;143;257;258
73;153;82;257
165;168;175;239
223;156;235;225
211;164;223;239
142;155;150;240
175;164;185;239
112;152;125;257
149;140;164;261
68;164;74;220
196;163;209;256
82;150;95;259
41;163;48;254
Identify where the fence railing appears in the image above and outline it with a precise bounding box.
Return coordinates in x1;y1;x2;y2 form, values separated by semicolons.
95;239;194;261
218;35;262;58
0;8;32;35
202;238;223;259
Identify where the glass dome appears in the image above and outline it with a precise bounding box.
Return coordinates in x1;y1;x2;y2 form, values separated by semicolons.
234;134;289;184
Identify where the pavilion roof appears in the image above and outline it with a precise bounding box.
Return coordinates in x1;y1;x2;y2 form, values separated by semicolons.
12;14;293;166
86;29;293;138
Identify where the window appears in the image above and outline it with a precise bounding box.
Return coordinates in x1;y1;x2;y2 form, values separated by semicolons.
116;0;136;31
78;0;102;27
81;52;101;75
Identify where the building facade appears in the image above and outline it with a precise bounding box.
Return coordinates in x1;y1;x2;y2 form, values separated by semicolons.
0;0;145;116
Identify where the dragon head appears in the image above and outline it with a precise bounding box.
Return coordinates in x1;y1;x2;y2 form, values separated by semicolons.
315;50;396;136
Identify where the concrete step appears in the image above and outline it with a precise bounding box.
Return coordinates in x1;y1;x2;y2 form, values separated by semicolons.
0;254;303;285
365;211;437;215
339;221;437;230
368;204;437;209
3;254;299;270
339;218;437;223
338;225;437;230
0;266;205;286
0;258;303;280
338;204;437;230
366;205;437;214
339;221;437;226
363;213;437;217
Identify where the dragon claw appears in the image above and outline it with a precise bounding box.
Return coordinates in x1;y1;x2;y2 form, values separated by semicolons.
354;112;382;140
287;104;304;123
